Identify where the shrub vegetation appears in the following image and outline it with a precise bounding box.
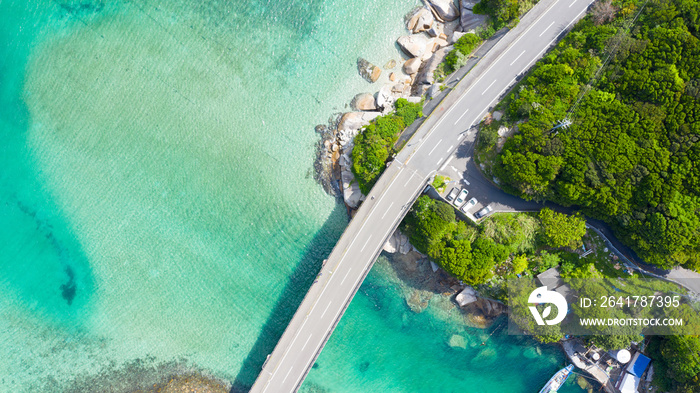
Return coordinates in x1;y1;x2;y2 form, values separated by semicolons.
443;33;482;74
351;99;423;194
401;196;588;286
473;0;539;32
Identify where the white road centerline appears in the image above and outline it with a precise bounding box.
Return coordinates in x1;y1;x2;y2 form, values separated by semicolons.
510;50;526;66
267;167;406;389
404;171;416;188
263;0;598;387
428;139;443;155
440;156;453;171
454;109;470;125
381;202;394;219
539;21;555;37
360;237;371;252
320;301;332;319
299;175;427;391
569;0;577;7
340;268;352;285
301;335;313;351
282;368;294;384
482;79;497;95
447;144;454;152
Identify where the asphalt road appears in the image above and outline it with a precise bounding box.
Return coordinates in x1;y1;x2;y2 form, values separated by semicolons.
249;0;596;391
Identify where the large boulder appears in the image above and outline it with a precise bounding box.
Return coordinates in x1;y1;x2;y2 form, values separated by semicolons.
407;7;435;33
406;96;423;104
341;168;363;208
383;232;399;253
455;286;478;307
450;31;467;44
397;34;429;58
426;0;460;22
337;129;359;146
375;84;395;109
427;84;442;99
416;45;453;86
461;0;478;10
357;58;382;83
403;57;422;74
343;180;363;209
351;93;377;111
398;231;411;254
337;111;381;131
460;9;488;32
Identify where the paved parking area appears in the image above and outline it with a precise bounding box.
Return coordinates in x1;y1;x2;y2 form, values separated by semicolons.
434;126;544;220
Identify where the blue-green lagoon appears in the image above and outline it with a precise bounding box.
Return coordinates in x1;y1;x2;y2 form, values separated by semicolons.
1;0;587;391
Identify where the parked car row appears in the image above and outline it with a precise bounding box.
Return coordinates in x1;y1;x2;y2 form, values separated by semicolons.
444;187;494;218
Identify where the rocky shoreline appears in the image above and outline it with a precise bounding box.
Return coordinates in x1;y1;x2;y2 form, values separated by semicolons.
312;0;501;336
313;0;489;209
380;234;506;329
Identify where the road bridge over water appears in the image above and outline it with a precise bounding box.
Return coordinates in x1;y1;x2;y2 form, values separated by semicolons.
249;0;595;390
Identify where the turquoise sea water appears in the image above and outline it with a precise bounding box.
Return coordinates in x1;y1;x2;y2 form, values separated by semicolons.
1;0;587;392
301;257;590;392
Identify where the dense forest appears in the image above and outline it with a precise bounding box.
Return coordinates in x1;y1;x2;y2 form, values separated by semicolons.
492;0;700;269
648;335;700;392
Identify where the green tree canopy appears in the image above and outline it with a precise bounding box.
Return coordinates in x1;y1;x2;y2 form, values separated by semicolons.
538;208;587;249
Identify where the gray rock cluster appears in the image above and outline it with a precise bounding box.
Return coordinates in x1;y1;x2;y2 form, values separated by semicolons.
316;0;489;209
383;229;413;254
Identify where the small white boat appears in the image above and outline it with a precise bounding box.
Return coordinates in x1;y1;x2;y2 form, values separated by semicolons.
539;364;574;393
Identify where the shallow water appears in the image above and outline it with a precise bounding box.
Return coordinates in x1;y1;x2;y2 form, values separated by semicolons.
1;0;585;391
301;256;588;393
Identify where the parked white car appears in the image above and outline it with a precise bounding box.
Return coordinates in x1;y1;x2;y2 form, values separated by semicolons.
461;197;477;212
446;187;459;202
454;188;468;207
475;205;493;219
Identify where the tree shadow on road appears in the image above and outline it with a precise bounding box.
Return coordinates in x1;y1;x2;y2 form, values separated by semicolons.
455;139;473;160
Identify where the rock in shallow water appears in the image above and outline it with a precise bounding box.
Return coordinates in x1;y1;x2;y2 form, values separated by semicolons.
351;93;377;111
357;57;382;83
449;334;467;349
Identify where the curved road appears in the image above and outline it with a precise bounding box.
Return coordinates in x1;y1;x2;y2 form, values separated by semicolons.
249;0;596;391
